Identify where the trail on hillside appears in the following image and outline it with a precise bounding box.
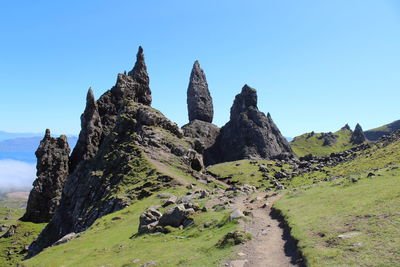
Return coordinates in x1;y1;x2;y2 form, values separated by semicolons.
227;193;303;267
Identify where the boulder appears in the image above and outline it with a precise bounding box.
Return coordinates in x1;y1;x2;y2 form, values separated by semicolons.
158;205;194;228
138;208;162;234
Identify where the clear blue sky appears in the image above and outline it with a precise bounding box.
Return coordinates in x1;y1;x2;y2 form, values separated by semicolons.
1;0;400;137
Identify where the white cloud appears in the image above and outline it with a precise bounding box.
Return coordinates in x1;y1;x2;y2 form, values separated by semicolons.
0;159;35;193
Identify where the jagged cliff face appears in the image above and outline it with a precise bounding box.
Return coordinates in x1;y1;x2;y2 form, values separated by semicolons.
206;85;293;165
21;129;70;223
28;47;202;257
187;61;213;123
69;88;102;172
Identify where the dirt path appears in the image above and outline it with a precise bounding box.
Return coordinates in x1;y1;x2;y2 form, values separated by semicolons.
227;192;302;267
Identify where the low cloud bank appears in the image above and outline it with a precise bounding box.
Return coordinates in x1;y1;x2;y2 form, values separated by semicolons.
0;159;35;194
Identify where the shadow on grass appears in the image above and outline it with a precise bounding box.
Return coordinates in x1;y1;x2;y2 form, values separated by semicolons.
270;208;306;267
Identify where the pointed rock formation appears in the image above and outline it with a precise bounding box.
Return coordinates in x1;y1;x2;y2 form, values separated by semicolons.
351;123;366;144
28;48;206;257
96;47;152;137
21;129;70;223
341;124;351;131
206;85;293;165
187;61;213;123
69;88;103;172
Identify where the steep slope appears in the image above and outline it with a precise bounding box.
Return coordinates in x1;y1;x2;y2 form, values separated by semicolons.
27;48;205;257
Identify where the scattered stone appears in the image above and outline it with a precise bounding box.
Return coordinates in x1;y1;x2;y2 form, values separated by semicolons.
162;196;177;207
140;261;157;267
138;208;162;234
52;233;80;247
230;209;245;220
1;225;17;238
229;260;248;267
337;232;361;239
216;231;252;248
158;206;194;228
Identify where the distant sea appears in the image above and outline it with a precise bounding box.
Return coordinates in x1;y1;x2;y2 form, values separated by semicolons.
0;134;77;193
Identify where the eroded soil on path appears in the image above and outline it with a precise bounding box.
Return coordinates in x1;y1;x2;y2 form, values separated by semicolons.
226;192;303;267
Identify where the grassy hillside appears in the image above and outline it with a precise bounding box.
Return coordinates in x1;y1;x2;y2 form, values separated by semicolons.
207;159;294;190
290;129;354;157
0;195;46;266
274;170;400;267
365;120;400;141
22;187;239;267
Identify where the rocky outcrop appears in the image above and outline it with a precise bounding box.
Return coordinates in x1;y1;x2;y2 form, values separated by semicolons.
69;88;102;172
97;46;151;137
341;124;351;131
350;123;366;144
318;132;338;146
182;120;220;154
206;85;293;165
21;129;70;223
28;48;204;257
187;61;213;123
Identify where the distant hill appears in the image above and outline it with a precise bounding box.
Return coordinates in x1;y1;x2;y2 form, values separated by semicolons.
0;136;77;163
0;131;40;142
365;120;400;141
290;128;354;157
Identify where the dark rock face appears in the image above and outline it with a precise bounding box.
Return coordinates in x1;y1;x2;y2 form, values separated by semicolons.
351;123;366;144
21;129;70;223
341;124;351;131
97;46;151;137
182;120;220;154
206;85;293;165
28;48;203;256
318;132;338;146
187;61;213;123
69;88;102;172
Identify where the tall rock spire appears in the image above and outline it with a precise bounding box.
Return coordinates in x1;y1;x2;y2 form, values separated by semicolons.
187;60;214;123
128;46;150;86
69;87;103;172
206;84;293;165
21;130;70;223
350;123;366;144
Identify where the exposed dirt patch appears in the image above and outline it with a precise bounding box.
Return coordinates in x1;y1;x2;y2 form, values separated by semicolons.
226;192;304;267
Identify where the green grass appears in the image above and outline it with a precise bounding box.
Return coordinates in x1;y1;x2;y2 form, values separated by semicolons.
290;129;354;157
290;137;400;187
0;197;46;266
275;171;400;267
207;159;293;189
23;187;238;267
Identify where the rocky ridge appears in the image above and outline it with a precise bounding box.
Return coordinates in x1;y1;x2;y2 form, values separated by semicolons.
27;47;203;257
